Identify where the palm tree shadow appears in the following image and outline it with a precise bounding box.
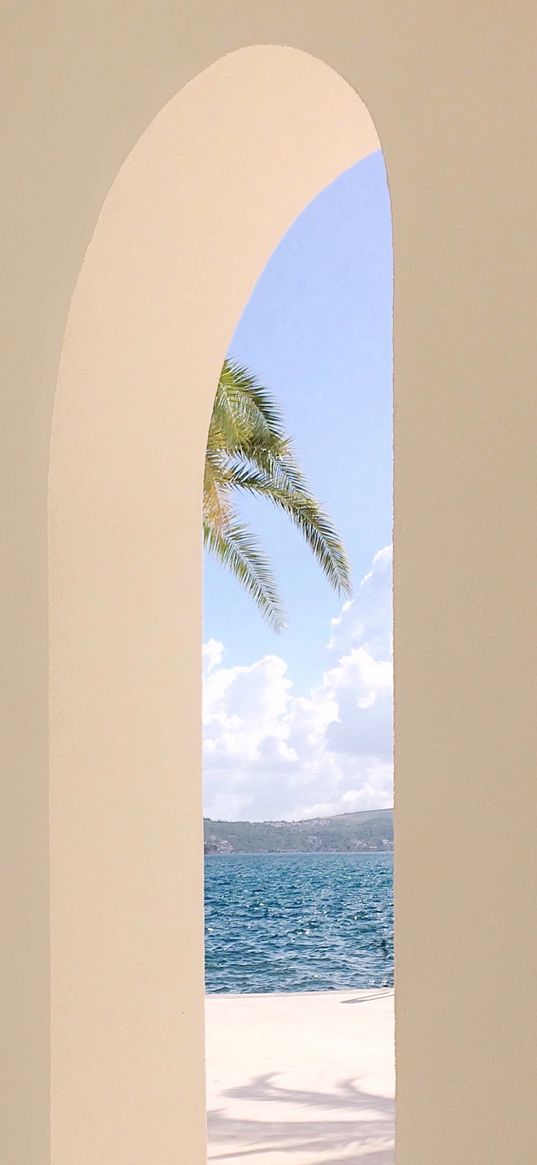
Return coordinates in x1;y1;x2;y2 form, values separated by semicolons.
207;1072;394;1163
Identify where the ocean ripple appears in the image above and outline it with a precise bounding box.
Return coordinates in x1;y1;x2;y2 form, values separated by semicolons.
204;851;393;994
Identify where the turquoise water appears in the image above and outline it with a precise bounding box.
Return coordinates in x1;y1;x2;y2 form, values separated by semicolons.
204;851;393;994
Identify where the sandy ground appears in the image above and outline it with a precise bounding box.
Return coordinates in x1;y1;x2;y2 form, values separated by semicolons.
205;988;394;1164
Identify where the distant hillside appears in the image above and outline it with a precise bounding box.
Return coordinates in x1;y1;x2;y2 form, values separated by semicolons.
204;808;393;855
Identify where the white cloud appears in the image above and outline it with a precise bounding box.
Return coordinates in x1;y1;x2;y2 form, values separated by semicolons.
328;544;392;658
203;546;393;821
203;638;224;675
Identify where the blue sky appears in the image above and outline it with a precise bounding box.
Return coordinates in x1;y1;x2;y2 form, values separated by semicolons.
203;151;393;821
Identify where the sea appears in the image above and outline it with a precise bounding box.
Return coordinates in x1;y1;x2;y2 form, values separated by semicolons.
204;851;393;995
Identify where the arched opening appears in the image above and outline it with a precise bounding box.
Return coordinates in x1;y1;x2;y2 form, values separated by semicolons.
202;153;393;1159
48;44;388;1163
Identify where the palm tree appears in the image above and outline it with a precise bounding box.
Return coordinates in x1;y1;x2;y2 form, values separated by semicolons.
204;359;351;631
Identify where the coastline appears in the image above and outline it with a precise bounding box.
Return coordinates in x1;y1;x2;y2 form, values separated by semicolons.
205;848;393;856
205;987;395;1164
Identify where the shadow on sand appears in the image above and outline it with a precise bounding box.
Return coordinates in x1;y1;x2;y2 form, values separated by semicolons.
207;1072;394;1164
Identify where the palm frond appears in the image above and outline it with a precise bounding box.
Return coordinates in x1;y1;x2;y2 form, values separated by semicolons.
203;357;353;625
209;361;288;458
203;516;286;632
222;462;352;597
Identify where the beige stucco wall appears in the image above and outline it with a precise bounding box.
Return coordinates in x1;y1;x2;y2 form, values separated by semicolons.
49;49;378;1164
2;5;537;1165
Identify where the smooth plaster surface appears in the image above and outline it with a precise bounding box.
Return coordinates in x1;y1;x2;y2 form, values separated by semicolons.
2;4;537;1165
49;48;377;1163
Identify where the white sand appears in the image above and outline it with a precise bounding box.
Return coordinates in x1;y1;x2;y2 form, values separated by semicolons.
205;988;394;1164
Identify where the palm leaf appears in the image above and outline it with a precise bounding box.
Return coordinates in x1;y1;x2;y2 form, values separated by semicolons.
222;462;352;596
203;358;352;625
203;516;286;632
